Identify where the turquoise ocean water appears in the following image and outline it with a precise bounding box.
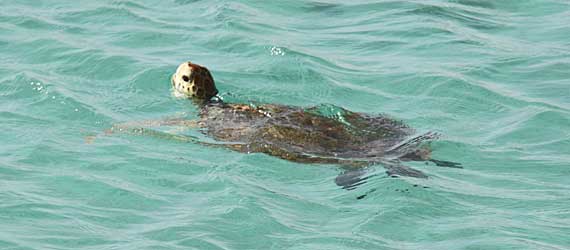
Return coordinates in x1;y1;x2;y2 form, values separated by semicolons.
1;1;569;249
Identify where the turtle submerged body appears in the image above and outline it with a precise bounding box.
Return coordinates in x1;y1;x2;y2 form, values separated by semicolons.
199;102;426;165
166;61;460;188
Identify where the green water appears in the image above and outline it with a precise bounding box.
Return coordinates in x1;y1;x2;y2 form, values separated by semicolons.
1;1;569;249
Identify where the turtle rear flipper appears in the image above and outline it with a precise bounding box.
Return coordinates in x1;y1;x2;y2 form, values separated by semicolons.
334;160;427;190
335;168;371;190
429;159;463;168
381;160;428;178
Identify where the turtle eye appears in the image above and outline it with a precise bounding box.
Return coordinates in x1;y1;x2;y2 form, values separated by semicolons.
182;75;190;82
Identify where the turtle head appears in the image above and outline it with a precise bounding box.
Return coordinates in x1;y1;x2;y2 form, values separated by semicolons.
171;61;218;100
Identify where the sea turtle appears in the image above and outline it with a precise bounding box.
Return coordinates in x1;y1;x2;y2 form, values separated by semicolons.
115;61;461;189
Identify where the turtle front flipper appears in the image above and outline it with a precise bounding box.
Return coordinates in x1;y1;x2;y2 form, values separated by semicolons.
381;160;428;179
104;118;233;148
111;118;199;131
86;118;199;144
110;125;249;151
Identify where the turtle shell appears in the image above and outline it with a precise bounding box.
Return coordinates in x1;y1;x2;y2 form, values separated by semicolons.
198;102;427;165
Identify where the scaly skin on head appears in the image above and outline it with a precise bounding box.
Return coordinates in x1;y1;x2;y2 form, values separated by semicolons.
171;61;218;100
